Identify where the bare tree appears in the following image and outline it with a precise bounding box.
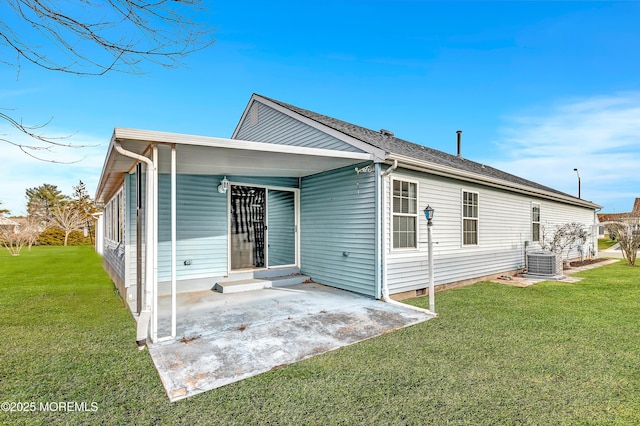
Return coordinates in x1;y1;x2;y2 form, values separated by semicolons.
1;0;215;160
0;219;28;255
51;203;86;246
606;222;640;266
540;222;588;259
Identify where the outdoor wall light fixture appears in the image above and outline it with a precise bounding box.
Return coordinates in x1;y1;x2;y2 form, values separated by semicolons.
217;176;230;194
423;205;434;224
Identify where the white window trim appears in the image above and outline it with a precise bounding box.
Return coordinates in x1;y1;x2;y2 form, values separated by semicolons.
531;202;541;242
391;177;420;252
461;189;479;247
105;188;125;246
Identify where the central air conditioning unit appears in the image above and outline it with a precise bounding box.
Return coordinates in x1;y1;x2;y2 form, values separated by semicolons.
526;251;557;276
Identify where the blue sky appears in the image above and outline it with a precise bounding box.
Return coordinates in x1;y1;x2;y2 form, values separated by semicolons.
1;1;640;215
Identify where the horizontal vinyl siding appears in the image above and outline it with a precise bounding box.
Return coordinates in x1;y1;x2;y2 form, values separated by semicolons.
267;190;296;267
157;174;228;282
125;172;137;288
236;102;364;153
155;174;299;283
301;164;376;296
385;167;597;294
103;242;125;282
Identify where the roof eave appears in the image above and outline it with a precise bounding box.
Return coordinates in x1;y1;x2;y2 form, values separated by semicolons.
387;154;602;210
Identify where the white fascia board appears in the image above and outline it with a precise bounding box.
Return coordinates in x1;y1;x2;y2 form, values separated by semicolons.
231;95;255;139
388;154;601;210
245;95;388;162
114;128;373;161
95;132;120;204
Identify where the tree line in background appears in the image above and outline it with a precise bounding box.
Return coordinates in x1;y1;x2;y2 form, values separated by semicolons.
0;181;98;255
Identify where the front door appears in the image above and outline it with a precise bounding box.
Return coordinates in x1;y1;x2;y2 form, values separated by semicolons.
230;186;266;269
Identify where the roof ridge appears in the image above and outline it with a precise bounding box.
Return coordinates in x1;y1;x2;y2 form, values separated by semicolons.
257;95;588;204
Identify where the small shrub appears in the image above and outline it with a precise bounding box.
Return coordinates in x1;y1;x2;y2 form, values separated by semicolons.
39;228;92;246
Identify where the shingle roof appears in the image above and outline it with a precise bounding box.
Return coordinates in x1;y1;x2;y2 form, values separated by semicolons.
0;216;19;226
598;198;640;220
259;94;587;203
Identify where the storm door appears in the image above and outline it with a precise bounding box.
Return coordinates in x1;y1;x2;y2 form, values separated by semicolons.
230;186;266;269
267;189;296;267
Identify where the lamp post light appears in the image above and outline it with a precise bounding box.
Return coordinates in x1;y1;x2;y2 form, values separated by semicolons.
573;168;581;199
423;205;435;314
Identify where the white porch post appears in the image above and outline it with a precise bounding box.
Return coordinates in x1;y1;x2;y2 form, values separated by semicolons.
151;145;159;343
170;144;177;339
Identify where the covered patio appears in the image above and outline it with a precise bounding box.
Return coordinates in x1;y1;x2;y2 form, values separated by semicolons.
148;281;434;401
96;128;378;344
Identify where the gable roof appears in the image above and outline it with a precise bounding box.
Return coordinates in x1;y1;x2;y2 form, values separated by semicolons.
251;94;600;210
598;197;640;222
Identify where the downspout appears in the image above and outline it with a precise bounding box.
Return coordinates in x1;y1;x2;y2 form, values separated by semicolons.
379;160;435;316
114;140;155;349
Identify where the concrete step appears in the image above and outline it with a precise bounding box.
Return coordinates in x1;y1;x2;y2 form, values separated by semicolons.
224;267;300;282
213;273;310;294
270;274;310;287
213;278;271;294
255;267;300;279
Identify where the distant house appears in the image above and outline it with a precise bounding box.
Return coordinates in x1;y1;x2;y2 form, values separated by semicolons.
0;216;19;234
95;94;601;344
598;198;640;237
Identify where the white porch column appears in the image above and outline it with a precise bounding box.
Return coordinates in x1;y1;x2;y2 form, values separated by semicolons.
170;144;177;339
150;145;159;343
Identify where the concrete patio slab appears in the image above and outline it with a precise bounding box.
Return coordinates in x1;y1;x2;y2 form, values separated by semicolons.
147;282;434;401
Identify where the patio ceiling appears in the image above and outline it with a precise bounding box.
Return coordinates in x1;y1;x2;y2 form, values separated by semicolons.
96;128;375;203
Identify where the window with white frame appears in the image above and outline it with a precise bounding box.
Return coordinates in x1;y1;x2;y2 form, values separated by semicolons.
105;189;125;244
392;179;418;249
532;203;541;242
462;191;478;245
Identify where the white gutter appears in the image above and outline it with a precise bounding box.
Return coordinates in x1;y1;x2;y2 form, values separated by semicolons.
379;160;436;317
114;140;156;349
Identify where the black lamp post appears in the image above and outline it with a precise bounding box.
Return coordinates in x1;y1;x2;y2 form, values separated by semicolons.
573;168;581;199
423;205;435;313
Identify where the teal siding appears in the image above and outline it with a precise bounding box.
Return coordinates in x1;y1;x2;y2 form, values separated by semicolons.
156;174;299;283
232;176;299;189
157;174;228;282
267;190;296;266
300;164;376;297
236;102;364;153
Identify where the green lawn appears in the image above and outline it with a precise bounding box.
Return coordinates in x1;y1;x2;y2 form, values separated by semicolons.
1;247;639;425
599;238;618;250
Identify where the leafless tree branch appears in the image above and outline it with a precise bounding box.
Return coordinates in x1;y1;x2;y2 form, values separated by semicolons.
1;0;215;76
0;0;215;160
0;110;90;163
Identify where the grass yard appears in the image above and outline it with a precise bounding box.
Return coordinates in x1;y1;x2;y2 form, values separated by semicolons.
599;238;618;251
1;246;639;425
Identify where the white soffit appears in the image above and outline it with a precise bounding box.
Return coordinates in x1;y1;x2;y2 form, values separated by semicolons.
97;128;373;202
